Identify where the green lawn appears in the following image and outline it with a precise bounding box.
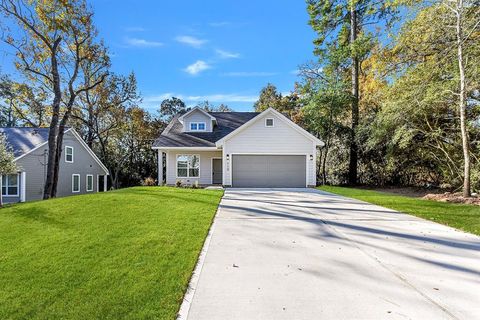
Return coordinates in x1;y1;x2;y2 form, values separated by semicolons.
318;186;480;236
0;187;223;320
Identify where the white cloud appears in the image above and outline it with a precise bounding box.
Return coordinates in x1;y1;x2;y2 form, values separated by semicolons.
184;60;211;75
175;35;208;48
125;27;147;32
216;49;240;59
143;93;258;105
221;71;278;77
124;37;163;47
209;21;230;27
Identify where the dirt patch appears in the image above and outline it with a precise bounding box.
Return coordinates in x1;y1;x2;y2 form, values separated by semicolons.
422;193;480;206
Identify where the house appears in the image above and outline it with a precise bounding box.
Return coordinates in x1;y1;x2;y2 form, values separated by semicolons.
0;127;109;203
152;107;324;188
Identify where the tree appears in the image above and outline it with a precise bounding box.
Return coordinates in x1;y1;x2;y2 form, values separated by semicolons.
254;83;283;112
0;132;17;208
0;0;109;199
307;0;406;184
198;101;233;112
158;97;188;122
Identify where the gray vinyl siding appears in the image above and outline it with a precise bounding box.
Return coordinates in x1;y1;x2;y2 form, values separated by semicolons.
223;112;317;186
14;130;107;202
182;109;213;132
165;150;222;185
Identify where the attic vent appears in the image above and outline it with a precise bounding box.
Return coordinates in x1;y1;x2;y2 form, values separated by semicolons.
265;118;274;127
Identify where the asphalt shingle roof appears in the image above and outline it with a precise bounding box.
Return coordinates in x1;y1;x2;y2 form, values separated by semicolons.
153;112;260;148
0;127;50;158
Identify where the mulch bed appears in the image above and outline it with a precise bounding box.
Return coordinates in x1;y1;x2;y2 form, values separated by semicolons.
423;192;480;206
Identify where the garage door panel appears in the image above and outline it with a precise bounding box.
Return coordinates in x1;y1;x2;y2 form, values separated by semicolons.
232;155;306;188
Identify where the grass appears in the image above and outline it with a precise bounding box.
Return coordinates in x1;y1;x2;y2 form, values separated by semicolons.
0;187;223;320
318;186;480;236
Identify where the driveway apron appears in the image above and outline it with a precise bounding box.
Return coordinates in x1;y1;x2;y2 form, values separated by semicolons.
185;188;480;320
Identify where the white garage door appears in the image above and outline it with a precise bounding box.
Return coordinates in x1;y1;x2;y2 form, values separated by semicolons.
232;155;306;188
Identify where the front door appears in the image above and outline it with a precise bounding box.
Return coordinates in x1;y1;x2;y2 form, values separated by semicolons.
212;159;223;184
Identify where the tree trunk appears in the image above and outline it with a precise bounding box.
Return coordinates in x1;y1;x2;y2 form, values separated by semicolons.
455;0;471;197
51;108;74;197
349;3;359;185
43;41;62;200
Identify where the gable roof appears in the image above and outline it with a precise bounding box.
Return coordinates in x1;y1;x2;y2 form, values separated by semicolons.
0;127;50;158
153;112;259;148
178;107;217;123
0;127;109;174
215;108;325;147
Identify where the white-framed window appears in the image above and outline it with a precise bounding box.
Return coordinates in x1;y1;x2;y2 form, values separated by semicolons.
65;146;74;163
265;118;274;127
86;175;93;192
190;122;206;131
1;174;19;196
176;154;200;178
72;174;80;193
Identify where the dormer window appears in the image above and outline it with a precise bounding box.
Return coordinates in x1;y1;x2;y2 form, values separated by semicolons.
190;122;206;131
265;118;274;127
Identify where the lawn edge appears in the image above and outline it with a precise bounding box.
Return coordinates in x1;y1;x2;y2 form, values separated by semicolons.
176;191;224;320
317;186;480;237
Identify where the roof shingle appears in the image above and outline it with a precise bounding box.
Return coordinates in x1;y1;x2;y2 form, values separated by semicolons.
0;127;50;158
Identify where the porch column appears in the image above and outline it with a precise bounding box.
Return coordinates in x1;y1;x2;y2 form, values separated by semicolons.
20;172;26;202
104;175;108;191
158;150;163;185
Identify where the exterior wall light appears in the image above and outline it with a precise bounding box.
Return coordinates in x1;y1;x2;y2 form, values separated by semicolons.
310;154;314;161
226;154;230;161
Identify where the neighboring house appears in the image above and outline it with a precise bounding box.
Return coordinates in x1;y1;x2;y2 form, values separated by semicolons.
152;107;324;188
0;127;109;203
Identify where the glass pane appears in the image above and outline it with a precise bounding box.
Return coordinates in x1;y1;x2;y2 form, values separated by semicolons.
1;186;5;196
73;176;79;191
190;123;197;130
189;156;200;169
87;176;93;190
189;168;199;177
8;174;17;186
177;168;188;177
8;187;17;195
198;123;205;130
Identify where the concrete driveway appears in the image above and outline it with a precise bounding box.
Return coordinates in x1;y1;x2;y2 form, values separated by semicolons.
183;189;480;320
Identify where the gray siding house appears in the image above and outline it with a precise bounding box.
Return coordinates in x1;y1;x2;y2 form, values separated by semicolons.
1;127;109;203
153;107;324;188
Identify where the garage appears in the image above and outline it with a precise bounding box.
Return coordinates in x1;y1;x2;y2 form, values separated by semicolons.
232;155;306;188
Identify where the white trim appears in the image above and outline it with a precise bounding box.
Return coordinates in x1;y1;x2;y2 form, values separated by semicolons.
178;107;216;123
189;122;207;132
152;147;219;151
72;174;80;193
96;174;100;192
20;172;26;202
1;173;20;197
215;108;324;147
86;174;94;192
67;129;109;175
210;157;223;185
175;154;200;179
103;175;107;192
65;146;74;163
265;118;274;127
229;153;309;188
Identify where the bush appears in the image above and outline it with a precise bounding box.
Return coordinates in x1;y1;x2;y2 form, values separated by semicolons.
141;177;156;186
175;180;183;187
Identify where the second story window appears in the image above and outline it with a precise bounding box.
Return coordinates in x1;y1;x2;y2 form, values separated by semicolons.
190;122;206;131
65;146;74;163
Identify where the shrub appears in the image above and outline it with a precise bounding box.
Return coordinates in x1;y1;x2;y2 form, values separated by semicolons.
175;180;183;187
141;177;156;186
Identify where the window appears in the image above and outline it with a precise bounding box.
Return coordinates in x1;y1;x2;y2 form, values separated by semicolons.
1;174;19;196
265;118;274;127
177;155;200;178
72;174;80;193
86;175;93;192
190;122;206;131
65;146;74;163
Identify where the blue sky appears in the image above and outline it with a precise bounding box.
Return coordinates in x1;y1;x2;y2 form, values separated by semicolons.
0;0;317;113
93;0;316;112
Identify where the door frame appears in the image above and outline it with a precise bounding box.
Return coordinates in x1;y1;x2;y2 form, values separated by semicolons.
230;153;309;188
211;157;223;185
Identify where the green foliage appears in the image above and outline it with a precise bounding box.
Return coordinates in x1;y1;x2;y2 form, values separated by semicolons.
0;187;223;319
0;133;16;176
